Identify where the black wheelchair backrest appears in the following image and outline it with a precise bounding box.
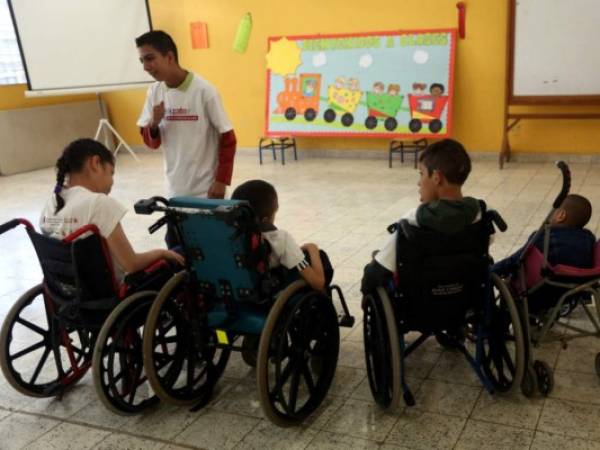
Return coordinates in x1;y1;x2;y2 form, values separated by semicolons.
27;226;119;324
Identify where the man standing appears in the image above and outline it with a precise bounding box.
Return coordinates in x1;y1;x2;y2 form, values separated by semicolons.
136;30;236;201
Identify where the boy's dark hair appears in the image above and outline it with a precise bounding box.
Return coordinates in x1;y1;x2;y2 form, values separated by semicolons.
561;194;592;228
231;180;278;220
135;30;178;63
54;139;115;214
419;139;471;185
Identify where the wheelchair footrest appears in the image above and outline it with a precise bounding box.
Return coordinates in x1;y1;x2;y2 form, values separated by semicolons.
338;314;355;328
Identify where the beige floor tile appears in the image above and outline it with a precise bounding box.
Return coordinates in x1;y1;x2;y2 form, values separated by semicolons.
22;422;109;450
305;431;381;450
454;420;533;450
550;370;600;405
328;365;366;398
471;390;543;430
386;409;465;450
174;410;259;450
531;431;600;450
0;412;60;450
325;398;400;442
427;351;480;386
92;433;165;450
119;404;199;440
538;399;600;441
556;341;600;374
234;419;317;449
210;379;263;419
414;379;481;418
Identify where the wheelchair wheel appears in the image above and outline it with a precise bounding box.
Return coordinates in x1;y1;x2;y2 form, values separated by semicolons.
521;364;538;398
533;359;554;396
362;287;401;410
92;291;159;415
143;271;230;407
0;284;93;397
595;352;600;378
257;280;339;427
241;335;259;368
481;274;525;394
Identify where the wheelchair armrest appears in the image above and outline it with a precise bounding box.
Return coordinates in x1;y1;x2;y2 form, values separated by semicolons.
0;218;25;235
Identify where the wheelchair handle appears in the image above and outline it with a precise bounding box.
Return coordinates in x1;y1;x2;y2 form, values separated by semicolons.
488;210;507;232
0;218;32;235
134;196;170;215
552;161;571;209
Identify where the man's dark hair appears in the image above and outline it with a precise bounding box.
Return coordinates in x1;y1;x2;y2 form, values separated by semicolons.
231;180;278;220
419;139;471;185
561;194;592;228
135;30;178;62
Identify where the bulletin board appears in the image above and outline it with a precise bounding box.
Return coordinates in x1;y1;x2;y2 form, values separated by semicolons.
265;29;456;138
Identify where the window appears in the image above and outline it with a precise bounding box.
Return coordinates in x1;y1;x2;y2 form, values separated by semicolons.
0;1;26;85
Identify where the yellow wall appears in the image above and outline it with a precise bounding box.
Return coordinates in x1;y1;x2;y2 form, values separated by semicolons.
0;84;94;110
3;0;600;154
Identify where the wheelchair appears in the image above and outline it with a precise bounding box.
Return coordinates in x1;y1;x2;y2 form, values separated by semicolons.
361;203;525;410
0;218;175;415
133;196;354;427
498;161;600;397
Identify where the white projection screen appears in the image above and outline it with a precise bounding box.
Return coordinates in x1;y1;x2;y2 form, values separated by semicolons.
510;0;600;103
8;0;153;96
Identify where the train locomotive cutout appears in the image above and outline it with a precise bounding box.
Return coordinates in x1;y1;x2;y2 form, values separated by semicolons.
265;30;456;138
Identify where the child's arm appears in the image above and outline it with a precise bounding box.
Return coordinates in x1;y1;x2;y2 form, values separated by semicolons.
107;224;184;273
299;243;326;291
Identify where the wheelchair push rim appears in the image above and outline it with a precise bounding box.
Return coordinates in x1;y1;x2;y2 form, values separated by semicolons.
362;287;402;410
0;284;93;397
257;280;340;427
480;274;525;394
142;271;230;407
92;290;160;415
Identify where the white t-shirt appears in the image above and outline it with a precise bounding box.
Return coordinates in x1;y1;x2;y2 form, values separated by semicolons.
137;73;233;198
40;186;128;280
263;229;309;271
375;206;482;272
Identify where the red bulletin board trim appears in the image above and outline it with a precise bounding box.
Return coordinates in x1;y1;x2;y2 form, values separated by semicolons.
264;28;457;139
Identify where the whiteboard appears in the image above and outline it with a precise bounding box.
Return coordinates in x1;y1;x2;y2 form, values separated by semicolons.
512;0;600;100
8;0;153;95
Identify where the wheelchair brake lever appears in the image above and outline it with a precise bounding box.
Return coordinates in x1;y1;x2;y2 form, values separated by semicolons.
489;210;507;232
134;196;170;215
148;216;168;234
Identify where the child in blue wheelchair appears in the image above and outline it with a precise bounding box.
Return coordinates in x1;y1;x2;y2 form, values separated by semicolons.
231;179;333;290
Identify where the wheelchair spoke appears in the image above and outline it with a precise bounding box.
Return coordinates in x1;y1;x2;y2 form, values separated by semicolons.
287;360;302;413
300;359;315;395
272;358;294;396
29;347;51;385
10;340;47;361
15;317;47;336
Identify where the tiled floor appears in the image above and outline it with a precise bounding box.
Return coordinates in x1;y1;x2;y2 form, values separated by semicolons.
1;150;600;450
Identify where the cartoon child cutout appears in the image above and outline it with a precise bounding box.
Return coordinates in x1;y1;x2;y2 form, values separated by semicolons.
429;83;445;97
412;82;427;95
347;78;361;92
373;81;384;94
387;84;400;96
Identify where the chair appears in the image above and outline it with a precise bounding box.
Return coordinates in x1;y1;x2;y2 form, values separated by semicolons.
388;138;427;168
259;136;297;165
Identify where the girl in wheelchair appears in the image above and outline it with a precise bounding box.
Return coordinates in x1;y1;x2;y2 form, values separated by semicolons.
41;138;184;278
231;179;332;290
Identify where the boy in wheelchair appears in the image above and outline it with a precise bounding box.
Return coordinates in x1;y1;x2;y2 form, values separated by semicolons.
359;139;522;409
492;194;596;313
231;179;333;291
362;138;479;295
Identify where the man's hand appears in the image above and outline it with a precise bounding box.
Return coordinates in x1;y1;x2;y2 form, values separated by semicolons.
208;180;226;199
150;101;165;128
